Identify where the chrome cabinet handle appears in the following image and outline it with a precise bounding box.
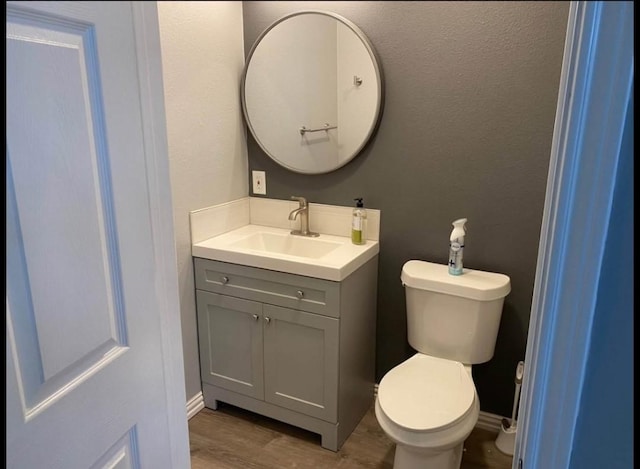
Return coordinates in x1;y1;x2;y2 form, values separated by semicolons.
296;290;304;299
221;276;229;284
265;317;271;324
252;314;259;321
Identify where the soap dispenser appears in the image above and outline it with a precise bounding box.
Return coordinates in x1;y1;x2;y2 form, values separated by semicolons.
448;218;467;275
351;198;367;245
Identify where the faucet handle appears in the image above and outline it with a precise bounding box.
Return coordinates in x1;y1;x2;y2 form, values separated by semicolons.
291;196;307;207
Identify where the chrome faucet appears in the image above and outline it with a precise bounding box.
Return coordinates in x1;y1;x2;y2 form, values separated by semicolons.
288;196;319;237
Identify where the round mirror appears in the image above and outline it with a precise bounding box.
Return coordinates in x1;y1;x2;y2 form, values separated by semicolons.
241;11;384;174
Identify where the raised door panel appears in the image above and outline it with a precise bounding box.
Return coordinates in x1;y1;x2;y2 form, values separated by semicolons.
263;304;339;422
196;291;264;400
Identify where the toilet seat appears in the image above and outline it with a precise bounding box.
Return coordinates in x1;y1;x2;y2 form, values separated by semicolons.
378;353;475;433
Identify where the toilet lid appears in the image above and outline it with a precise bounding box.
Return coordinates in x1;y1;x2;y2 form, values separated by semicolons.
378;354;475;432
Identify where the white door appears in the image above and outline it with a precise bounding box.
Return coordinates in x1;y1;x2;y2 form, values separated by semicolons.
6;2;190;468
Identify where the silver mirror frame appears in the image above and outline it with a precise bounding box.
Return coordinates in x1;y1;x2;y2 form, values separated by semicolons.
241;10;385;174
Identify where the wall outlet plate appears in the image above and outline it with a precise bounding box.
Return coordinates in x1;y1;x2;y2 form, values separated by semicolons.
252;170;266;195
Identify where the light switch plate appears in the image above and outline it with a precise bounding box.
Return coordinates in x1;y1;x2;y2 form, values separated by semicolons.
252;170;266;195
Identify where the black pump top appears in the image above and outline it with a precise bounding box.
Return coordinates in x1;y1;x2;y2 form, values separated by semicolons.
354;198;364;208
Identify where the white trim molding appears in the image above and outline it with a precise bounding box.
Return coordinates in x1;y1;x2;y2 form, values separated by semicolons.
514;2;634;468
186;392;205;420
132;2;191;467
475;412;504;433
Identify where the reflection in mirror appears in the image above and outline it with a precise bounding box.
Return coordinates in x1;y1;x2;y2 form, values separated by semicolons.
242;11;384;174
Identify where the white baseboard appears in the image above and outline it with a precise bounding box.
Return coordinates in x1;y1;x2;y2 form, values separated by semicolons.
475;411;504;432
373;383;503;433
186;392;205;420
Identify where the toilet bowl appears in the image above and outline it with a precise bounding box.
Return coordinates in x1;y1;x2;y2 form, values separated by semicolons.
375;260;511;469
375;353;479;469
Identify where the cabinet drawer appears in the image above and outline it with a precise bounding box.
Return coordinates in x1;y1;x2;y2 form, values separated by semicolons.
194;258;341;318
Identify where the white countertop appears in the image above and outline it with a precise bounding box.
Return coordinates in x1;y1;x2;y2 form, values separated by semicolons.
192;224;379;281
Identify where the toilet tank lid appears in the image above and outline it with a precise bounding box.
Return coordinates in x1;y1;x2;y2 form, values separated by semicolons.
401;260;511;301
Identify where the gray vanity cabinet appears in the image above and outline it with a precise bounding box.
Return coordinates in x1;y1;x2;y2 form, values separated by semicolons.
193;256;378;451
196;291;338;422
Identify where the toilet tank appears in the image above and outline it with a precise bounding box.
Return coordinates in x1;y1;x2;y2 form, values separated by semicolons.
401;260;511;364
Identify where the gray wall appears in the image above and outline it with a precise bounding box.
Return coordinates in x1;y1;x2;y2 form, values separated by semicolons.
243;1;569;416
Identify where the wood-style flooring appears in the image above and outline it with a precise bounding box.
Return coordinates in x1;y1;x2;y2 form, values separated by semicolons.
189;402;514;469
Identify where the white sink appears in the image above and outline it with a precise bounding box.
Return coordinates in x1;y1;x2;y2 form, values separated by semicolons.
228;231;341;259
191;225;379;281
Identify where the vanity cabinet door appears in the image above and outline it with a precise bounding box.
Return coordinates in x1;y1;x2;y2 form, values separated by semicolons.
262;304;339;423
196;291;264;400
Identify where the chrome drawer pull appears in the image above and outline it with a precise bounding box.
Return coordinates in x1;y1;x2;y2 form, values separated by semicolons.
296;290;304;299
221;276;229;284
265;317;271;324
252;314;259;321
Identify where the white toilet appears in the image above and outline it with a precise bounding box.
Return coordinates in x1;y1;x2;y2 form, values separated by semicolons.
375;260;511;469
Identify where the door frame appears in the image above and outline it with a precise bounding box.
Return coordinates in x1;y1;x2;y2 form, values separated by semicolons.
130;3;190;467
514;1;633;467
